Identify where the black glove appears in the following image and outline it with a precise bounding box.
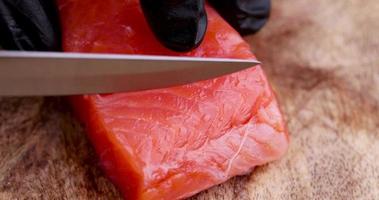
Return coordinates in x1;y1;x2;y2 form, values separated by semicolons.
209;0;271;36
141;0;271;52
140;0;207;52
0;0;270;52
0;0;61;51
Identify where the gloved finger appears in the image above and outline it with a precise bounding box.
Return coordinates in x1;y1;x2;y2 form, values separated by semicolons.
209;0;271;35
140;0;207;52
0;0;61;51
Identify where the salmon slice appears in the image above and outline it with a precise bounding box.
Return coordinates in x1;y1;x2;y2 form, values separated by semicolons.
58;0;289;199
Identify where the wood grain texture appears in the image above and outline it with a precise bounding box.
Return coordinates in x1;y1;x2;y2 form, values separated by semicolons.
1;0;379;199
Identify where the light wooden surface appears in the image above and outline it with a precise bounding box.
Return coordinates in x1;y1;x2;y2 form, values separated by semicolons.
1;0;378;199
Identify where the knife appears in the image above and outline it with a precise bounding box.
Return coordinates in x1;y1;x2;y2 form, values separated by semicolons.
0;51;259;96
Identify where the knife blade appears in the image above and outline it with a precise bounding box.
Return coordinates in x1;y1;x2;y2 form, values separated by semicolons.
0;51;259;96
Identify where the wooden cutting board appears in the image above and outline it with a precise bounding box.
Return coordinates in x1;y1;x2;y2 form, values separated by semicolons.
1;0;378;199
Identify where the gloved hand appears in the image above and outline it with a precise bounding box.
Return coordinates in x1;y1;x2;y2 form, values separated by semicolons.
0;0;270;52
141;0;271;51
0;0;61;51
208;0;271;36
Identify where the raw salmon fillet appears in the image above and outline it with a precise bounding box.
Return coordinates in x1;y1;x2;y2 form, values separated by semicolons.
58;0;289;199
